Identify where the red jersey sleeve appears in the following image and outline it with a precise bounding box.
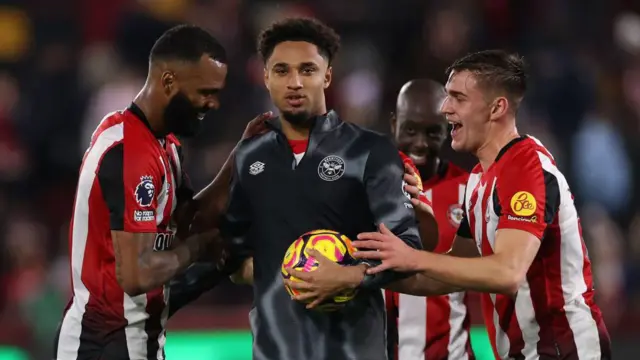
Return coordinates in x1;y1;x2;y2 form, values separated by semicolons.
398;151;429;204
97;142;161;233
496;145;560;239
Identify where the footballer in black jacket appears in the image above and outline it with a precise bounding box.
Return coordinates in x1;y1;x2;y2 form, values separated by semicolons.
224;110;422;360
168;17;422;360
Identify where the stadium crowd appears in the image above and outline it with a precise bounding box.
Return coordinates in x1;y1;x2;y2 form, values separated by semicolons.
1;0;640;358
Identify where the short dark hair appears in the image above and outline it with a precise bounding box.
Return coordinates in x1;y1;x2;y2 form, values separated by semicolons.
257;17;341;64
446;50;528;105
150;24;227;64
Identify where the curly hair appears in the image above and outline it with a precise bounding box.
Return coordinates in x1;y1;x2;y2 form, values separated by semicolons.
257;17;341;64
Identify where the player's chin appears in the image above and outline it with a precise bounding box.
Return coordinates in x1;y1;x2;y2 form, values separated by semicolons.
450;138;465;152
282;105;308;115
281;108;312;125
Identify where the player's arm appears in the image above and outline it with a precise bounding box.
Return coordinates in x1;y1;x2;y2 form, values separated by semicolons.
111;230;212;297
146;142;230;316
186;150;235;232
386;216;480;296
229;257;254;285
165;159;245;316
166;115;270;316
167;262;226;317
358;137;424;289
167;148;256;316
219;153;255;280
174;112;271;235
99;144;213;297
407;149;558;295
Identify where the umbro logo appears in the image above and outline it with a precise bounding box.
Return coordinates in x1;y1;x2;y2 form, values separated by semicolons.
249;161;265;175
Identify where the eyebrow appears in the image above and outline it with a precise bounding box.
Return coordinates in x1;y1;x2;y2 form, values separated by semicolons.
198;88;221;95
299;62;318;68
272;62;319;69
447;89;467;98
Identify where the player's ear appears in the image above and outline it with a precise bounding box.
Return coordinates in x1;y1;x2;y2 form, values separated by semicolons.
324;66;332;89
263;67;270;90
390;112;397;136
161;71;178;97
489;96;508;121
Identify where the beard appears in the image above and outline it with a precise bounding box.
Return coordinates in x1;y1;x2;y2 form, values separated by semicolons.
163;91;205;137
281;109;314;127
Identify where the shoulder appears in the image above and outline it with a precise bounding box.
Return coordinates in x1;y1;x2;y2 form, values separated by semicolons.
346;123;390;144
92;109;157;155
364;131;400;166
235;132;275;154
498;136;555;168
341;124;397;158
89;110;126;146
233;132;277;167
84;111;129;172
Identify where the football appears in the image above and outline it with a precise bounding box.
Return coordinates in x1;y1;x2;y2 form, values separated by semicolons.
281;229;359;311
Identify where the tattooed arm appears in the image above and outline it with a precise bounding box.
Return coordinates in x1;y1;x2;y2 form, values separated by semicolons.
96;141;216;297
111;230;216;296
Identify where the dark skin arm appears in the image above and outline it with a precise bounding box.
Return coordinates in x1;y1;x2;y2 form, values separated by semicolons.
188;153;237;232
164;112;272;317
112;229;217;296
229;257;254;285
175;112;272;238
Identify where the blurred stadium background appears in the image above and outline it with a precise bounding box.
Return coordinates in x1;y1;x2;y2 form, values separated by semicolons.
0;0;640;359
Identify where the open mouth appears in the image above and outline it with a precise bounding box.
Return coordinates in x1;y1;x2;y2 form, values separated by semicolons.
285;94;305;107
449;121;463;136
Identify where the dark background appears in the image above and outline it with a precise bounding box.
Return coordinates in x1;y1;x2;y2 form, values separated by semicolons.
0;0;639;358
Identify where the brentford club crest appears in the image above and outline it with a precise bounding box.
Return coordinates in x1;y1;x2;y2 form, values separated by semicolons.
447;204;464;227
318;155;345;181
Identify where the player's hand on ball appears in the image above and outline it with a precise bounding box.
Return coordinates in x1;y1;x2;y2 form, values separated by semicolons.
353;223;421;274
241;111;273;140
285;249;365;309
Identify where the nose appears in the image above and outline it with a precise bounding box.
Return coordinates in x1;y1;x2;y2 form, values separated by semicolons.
287;73;302;90
440;96;453;116
206;96;220;111
414;133;429;150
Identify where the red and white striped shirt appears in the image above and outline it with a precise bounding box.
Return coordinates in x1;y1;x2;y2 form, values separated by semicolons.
457;135;611;359
55;104;183;360
385;153;474;360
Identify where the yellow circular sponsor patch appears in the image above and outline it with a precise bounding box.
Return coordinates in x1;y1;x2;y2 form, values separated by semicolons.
510;191;537;216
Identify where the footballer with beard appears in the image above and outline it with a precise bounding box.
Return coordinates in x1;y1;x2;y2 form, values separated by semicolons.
53;25;270;360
